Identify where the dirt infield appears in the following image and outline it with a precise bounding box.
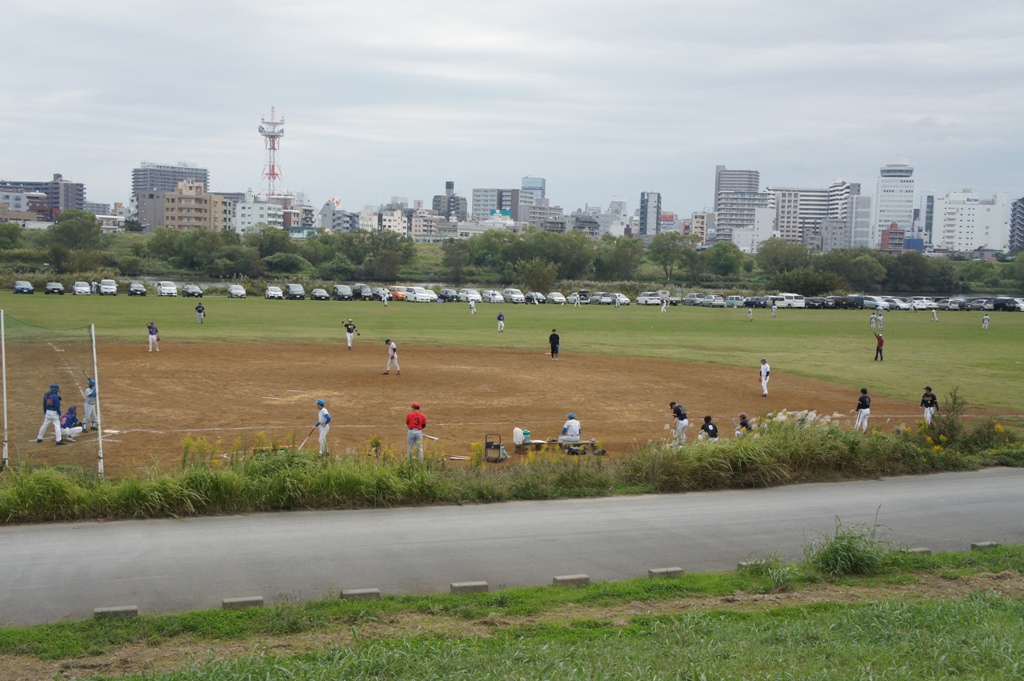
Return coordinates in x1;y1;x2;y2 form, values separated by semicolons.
19;342;920;476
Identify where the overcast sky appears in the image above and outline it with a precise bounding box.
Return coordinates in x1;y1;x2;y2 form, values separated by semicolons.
3;0;1023;216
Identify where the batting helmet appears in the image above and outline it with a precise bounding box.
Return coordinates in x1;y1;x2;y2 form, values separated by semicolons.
68;405;77;412
316;399;325;406
50;383;60;391
567;412;575;419
88;379;95;387
861;388;868;394
412;402;420;408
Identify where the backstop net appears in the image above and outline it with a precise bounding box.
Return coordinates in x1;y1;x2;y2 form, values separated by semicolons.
1;311;104;475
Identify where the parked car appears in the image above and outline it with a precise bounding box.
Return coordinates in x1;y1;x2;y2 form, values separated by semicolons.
966;298;994;311
636;292;661;305
13;280;34;294
227;284;246;299
73;281;91;295
438;288;460;302
591;292;612;305
744;296;768;308
388;285;408;301
285;284;306;300
481;289;505;303
329;284;352;300
525;292;546;304
567;290;591;305
547;292;567;305
502;288;526;304
457;288;482;303
310;288;330;301
859;295;889;311
725;295;744;308
265;286;284;300
771;293;807;309
406;286;438;302
45;281;65;295
993;297;1023;311
182;284;203;298
702;294;726;308
371;287;389;301
884;297;911;310
907;296;937;310
681;293;705;306
128;282;147;296
99;279;118;295
805;297;827;309
157;281;178;297
608;293;631;306
352;283;375;300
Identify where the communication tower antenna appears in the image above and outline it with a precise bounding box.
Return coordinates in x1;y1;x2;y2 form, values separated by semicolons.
258;107;285;196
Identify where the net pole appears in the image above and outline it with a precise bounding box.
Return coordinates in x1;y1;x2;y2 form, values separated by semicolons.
91;324;104;477
2;309;8;470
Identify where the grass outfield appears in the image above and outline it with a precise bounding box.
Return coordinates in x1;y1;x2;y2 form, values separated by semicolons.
3;293;1023;412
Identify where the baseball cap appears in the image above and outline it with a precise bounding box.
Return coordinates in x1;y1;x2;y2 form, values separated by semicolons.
348;319;352;322
316;399;325;406
384;338;391;344
412;402;421;408
924;386;932;391
860;388;868;394
68;405;77;412
761;358;766;362
567;412;575;419
50;383;60;391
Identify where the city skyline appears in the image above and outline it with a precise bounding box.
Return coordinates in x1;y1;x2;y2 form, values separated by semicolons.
2;1;1023;214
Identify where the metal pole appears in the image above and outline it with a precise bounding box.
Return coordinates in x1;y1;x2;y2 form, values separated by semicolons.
91;324;103;477
1;310;8;470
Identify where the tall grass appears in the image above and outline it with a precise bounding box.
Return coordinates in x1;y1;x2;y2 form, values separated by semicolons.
1;416;1020;525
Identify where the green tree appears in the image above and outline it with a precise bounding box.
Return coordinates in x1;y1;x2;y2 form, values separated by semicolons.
441;238;474;284
707;241;743;277
647;232;686;280
515;257;559;293
48;209;102;250
368;251;401;280
122;218;144;233
208;245;264;278
116;255;144;276
0;222;22;249
317;254;355;280
244;224;294;259
146;228;181;259
263;252;313;274
593;235;643;281
756;238;809;274
848;254;887;291
678;235;707;283
769;267;847;296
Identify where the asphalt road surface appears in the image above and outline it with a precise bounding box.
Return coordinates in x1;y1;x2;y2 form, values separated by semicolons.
2;468;1023;626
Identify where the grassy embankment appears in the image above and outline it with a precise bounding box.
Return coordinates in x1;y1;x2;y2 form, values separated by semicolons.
1;537;1023;679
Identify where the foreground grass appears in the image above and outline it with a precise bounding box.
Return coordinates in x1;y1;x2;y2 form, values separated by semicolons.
3;291;1023;411
1;545;1023;680
2;417;1021;524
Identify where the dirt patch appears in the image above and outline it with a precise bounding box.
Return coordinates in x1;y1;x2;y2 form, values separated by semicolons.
13;343;922;475
3;571;1021;681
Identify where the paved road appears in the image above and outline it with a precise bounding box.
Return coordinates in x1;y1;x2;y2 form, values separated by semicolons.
2;468;1023;626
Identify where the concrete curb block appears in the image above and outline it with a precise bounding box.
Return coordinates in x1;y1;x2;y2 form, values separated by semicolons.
971;541;1000;550
737;560;765;570
648;567;684;578
342;588;382;600
94;605;138;619
450;581;489;594
904;547;932;555
552;574;590;587
222;596;264;610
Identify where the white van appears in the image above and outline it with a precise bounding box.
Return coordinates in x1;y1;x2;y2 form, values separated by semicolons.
99;279;118;295
772;293;806;308
156;281;178;297
502;288;526;304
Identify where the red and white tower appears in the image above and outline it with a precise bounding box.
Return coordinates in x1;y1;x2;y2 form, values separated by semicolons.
257;107;285;196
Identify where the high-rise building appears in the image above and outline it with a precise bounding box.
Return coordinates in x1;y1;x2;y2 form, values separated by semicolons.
767;186;829;243
690;211;714;245
714;165;759;211
132;162;209;201
0;173;86;219
873;159;915;247
521;176;546;201
638;191;661;236
472;187;524;221
931;191;1009;252
827;180;861;221
162;180;225;231
1011;196;1024;252
431;181;468;221
714;191;771;243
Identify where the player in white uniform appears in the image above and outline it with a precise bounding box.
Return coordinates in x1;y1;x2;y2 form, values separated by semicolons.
84;379;98;430
384;338;400;375
669;402;688;445
314;399;331;456
469;300;476;314
771;301;777;317
854;388;871;433
869;312;877;329
343;319;359;350
558;413;581;443
982;313;990;330
759;358;770;397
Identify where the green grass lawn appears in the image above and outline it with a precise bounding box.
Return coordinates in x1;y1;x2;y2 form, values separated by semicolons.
3;293;1022;412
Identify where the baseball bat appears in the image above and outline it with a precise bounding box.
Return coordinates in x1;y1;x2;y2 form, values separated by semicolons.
299;425;318;449
424;435;440;441
82;369;92;381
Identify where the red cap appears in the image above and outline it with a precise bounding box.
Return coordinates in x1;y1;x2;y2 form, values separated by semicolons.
412;402;421;408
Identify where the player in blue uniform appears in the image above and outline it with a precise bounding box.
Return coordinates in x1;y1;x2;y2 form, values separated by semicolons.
315;399;332;456
60;406;84;442
669;401;688;445
698;415;719;441
147;321;160;352
37;383;65;445
84;379;99;430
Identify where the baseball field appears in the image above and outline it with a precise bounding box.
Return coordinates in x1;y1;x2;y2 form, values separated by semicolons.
2;293;1022;475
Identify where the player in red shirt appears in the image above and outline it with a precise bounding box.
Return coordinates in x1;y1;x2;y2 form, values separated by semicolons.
406;402;427;460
